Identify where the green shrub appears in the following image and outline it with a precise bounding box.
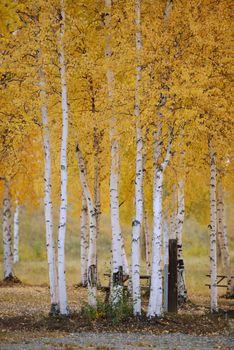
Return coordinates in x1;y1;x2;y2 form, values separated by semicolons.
81;296;133;324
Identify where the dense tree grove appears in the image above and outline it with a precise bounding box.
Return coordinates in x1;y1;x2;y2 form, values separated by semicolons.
0;0;233;317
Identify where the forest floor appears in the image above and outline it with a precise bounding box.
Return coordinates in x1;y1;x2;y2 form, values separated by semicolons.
0;283;233;349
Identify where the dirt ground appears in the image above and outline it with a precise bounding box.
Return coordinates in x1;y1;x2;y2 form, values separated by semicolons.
0;283;233;349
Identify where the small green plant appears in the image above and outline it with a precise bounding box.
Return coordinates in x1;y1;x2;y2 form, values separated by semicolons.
80;302;98;320
81;296;133;324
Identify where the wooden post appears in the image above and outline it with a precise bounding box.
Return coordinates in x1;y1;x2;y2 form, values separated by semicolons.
168;239;178;313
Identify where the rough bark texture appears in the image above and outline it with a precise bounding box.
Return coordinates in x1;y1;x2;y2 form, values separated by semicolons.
148;171;164;317
147;128;173;318
39;64;59;314
163;218;169;312
13;203;20;264
142;204;150;275
142;139;150;275
3;180;14;280
217;179;234;297
93;127;101;238
104;0;125;304
208;139;218;312
93;126;101;287
147;0;173;317
57;0;69;315
76;144;97;307
176;179;187;304
131;0;143;316
80;192;89;287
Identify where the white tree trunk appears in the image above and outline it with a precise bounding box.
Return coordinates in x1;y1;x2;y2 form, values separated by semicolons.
39;63;59;314
147;0;173;318
176;179;187;304
94;127;101;237
57;0;69;315
147;128;173;318
13;203;20;264
131;0;143;316
143;205;150;275
148;171;163;317
3;180;14;280
93;126;101;286
164;0;173;18
208;139;218;312
217;180;234;296
109;137;124;305
163;218;169;312
216;201;222;264
104;0;126;304
76;144;97;307
142;138;150;275
120;235;129;276
80;192;89;287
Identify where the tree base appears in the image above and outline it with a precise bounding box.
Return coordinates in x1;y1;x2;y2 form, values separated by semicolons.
178;294;188;306
49;303;60;317
3;274;21;284
210;308;219;314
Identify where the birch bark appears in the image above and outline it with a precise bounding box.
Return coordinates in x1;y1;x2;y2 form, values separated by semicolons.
142;204;150;275
93;126;101;238
147;128;173;317
176;179;187;304
76;144;97;307
208;139;218;312
147;0;173;317
80;192;88;287
142;137;150;275
3;180;14;280
13;203;20;264
217;179;234;296
57;0;69;315
163;218;169;312
131;0;143;316
104;0;125;304
39;64;59;314
121;235;129;276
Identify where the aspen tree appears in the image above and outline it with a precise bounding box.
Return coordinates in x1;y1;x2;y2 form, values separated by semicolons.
104;0;124;305
57;0;69;315
142;205;150;276
147;126;173;318
76;144;97;307
147;0;174;318
176;142;187;304
176;178;187;304
142;138;150;275
80;192;88;287
39;63;59;313
2;179;14;280
23;0;61;314
131;0;143;316
13;202;19;264
208;138;218;312
163;215;170;310
217;179;234;297
93;125;101;239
